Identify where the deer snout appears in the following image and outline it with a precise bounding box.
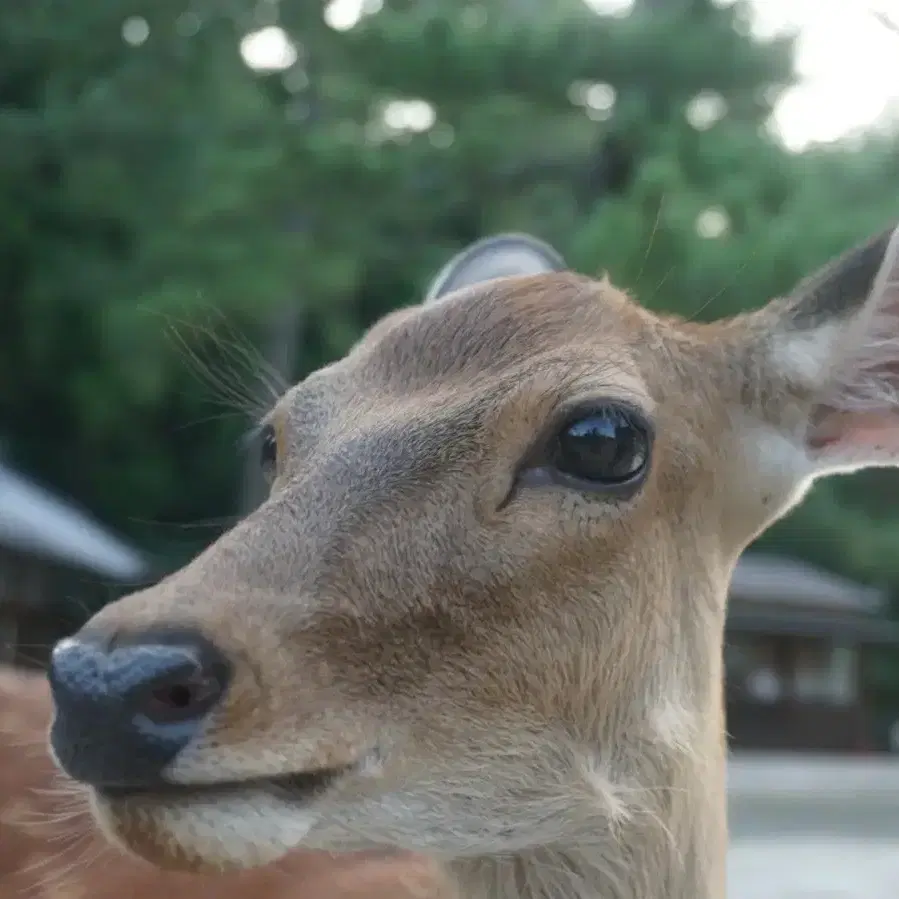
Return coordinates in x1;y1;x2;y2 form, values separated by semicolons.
48;627;231;790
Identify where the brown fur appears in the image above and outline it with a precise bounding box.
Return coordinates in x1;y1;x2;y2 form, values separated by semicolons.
46;224;899;899
0;666;445;899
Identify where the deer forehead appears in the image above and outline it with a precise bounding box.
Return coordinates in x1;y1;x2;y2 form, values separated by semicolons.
356;272;637;371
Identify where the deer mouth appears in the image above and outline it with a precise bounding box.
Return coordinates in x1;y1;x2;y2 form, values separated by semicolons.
97;764;353;804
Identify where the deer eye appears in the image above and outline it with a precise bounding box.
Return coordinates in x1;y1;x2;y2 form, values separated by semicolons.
260;423;278;479
553;406;649;486
518;402;652;497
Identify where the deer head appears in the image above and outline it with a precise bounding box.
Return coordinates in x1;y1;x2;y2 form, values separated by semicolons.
47;224;899;899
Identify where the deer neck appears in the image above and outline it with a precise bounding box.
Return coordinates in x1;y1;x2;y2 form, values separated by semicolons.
446;821;725;899
445;760;726;899
445;658;728;899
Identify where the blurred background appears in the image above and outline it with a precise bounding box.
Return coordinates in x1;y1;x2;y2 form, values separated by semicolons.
1;0;899;895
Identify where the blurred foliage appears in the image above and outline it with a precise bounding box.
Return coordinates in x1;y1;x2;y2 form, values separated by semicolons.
2;0;899;607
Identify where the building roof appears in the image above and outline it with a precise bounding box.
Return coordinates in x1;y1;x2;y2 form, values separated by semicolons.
0;463;148;582
730;553;885;615
726;607;899;643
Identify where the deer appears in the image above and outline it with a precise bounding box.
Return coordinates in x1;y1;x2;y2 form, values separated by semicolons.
39;221;899;899
0;664;443;899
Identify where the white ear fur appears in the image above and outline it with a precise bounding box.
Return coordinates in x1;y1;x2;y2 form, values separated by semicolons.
424;233;566;305
771;223;899;477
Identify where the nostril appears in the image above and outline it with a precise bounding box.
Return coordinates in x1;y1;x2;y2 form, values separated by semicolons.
151;681;197;713
137;665;226;726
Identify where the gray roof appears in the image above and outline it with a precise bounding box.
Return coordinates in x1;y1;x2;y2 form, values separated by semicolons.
0;463;148;582
731;553;884;615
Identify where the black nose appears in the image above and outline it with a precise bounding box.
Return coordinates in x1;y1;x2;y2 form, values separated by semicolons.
48;628;231;789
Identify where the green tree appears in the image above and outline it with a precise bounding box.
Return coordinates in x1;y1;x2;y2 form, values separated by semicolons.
254;0;793;357
0;0;297;559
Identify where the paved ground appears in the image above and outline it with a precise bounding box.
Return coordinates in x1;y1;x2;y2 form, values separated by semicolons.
728;837;899;899
727;754;899;899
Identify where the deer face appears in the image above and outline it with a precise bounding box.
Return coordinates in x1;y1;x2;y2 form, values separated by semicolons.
47;227;899;875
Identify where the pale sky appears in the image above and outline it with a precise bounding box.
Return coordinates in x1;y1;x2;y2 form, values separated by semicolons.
240;0;899;152
586;0;899;150
736;0;899;149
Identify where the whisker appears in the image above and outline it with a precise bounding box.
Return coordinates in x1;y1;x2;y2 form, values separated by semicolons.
687;248;759;323
636;195;666;284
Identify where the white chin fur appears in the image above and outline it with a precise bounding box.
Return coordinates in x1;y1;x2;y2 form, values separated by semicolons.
103;789;321;869
169;795;319;866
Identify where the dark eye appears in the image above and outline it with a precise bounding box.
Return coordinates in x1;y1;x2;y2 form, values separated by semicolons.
260;423;278;477
552;406;650;488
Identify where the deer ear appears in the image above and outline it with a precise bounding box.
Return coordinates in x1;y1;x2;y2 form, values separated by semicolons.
424;233;567;305
754;222;899;477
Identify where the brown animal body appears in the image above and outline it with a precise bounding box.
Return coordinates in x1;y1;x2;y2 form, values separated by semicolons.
39;226;899;899
0;665;442;898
